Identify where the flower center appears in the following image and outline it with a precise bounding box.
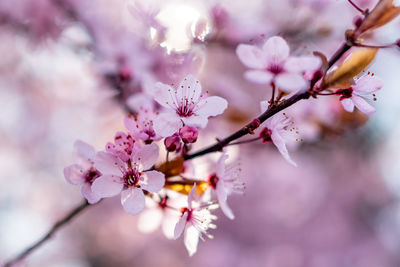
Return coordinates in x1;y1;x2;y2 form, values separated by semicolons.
123;169;141;188
177;100;194;117
159;196;168;209
336;88;353;100
180;207;193;221
267;64;284;75
208;174;219;189
259;127;273;143
84;168;101;184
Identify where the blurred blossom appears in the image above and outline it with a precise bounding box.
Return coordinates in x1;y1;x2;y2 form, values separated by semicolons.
1;0;400;266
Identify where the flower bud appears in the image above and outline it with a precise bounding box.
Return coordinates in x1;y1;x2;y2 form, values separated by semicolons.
179;126;199;143
164;133;182;152
259;127;272;143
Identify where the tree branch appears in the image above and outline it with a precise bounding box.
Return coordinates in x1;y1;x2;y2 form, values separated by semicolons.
3;200;91;267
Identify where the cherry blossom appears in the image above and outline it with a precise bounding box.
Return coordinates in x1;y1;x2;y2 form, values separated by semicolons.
174;185;218;256
208;152;245;220
259;101;297;166
63;140;101;204
124;111;161;144
105;132;137;162
92;143;165;215
337;75;383;114
152;75;228;137
236;36;320;92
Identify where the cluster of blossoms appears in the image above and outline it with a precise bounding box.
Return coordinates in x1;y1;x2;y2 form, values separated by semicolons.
64;24;389;253
60;0;400;258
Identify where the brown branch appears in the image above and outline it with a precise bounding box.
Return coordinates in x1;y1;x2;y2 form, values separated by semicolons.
184;42;352;161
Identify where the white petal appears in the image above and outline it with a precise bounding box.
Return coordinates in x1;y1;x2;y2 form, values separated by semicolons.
184;225;200;256
140;171;165;193
177;75;202;104
262;36;290;64
188;184;197;210
91;175;123;198
137;208;163;233
236;44;267;69
271;131;297;167
126;93;153;112
153;82;177;109
284;56;321;73
217;182;235;220
181;115;208;128
275;72;308;93
174;212;188;239
74;140;96;162
81;183;101;204
244;70;273;84
63;164;85;185
153;112;182;137
195;96;228;118
216;153;229;178
354;75;383;94
341;98;355;112
352;95;376;114
132;143;159;170
121;188;146;215
94;152;124;176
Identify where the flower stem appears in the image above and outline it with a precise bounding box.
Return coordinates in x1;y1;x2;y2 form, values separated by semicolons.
347;0;366;14
3;200;92;267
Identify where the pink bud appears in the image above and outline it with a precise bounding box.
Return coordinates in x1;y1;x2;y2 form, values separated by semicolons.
164;133;182;152
259;127;272;143
179;126;199;144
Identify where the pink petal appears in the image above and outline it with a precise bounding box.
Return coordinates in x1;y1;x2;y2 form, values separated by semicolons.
74;140;95;163
216;180;234;219
132;143;159;170
236;44;267;69
275;72;308;93
181;115;208;128
271;131;297;167
354;75;383;94
244;70;273;84
188;184;197;210
216;153;229;178
121;188;146;215
63;164;85;185
91;175;123;198
341;98;355;112
126;93;153;112
153;112;182;137
195;96;228;118
162;212;179;239
184;225;200;256
139;171;165;193
81;182;101;204
174;212;188;239
284;56;321;73
352;95;376;114
153;82;177;109
94;152;124;176
262;36;290;65
177;75;202;104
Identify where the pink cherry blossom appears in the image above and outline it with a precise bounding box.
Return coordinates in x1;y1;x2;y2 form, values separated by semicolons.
124;110;161;144
92;143;165;215
105;132;137;162
63;140;101;204
259;101;297;166
208;152;245;220
152;75;228;137
338;75;383;114
236;36;320;92
174;185;218;256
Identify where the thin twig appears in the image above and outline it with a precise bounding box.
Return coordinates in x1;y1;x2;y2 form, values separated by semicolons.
4;200;92;267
